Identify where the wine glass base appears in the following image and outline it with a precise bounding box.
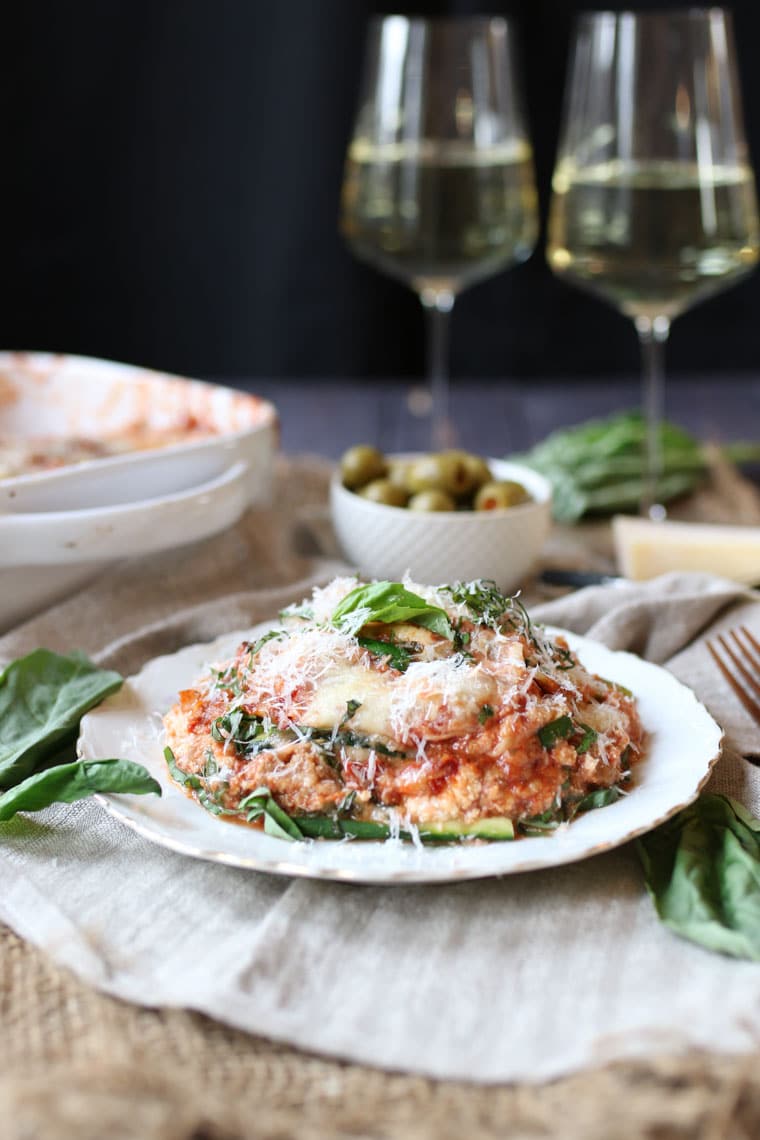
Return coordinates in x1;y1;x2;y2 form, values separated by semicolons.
406;387;458;450
432;417;458;450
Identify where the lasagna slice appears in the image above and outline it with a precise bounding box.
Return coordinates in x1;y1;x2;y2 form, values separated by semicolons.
163;578;644;842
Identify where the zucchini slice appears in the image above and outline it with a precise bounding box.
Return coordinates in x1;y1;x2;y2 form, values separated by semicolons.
294;814;515;843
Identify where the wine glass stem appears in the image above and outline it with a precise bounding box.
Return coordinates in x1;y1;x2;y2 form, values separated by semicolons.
635;314;671;518
420;287;455;449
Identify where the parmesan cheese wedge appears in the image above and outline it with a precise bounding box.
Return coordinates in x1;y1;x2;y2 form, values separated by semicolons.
612;515;760;584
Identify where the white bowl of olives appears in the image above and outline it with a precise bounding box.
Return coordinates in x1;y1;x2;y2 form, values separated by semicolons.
330;447;552;591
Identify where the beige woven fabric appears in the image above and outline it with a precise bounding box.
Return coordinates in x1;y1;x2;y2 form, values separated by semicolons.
3;920;760;1140
3;455;760;1138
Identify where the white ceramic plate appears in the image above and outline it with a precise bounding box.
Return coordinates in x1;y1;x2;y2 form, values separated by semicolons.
79;625;723;884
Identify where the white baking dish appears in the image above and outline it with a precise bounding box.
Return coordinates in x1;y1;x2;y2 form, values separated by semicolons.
0;351;278;502
0;352;279;630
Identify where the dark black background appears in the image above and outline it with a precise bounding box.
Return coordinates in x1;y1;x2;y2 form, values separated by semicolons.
3;0;760;382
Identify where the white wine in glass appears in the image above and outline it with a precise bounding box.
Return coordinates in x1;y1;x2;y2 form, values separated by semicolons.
547;9;760;515
341;16;537;448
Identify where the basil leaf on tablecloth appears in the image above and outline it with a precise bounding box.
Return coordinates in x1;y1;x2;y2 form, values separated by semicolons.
510;409;760;522
332;581;454;639
637;794;760;961
0;759;161;821
0;649;123;789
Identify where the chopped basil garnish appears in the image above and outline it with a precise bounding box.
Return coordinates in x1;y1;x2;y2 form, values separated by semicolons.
164;745;203;790
478;704;495;725
575;723;598;754
519;811;562;835
320;729;406;758
249;629;286;658
198;787;233;816
571;785;622;813
538;717;600;755
537;715;574;748
442;580;535;645
336;790;357;815
209;664;243;695
357;635;417;672
342;700;362;725
553;646;576;671
211;710;270;755
279;601;314;622
239;786;305;841
452;622;473;656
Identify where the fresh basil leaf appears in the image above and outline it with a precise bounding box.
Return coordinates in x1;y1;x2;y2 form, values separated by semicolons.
0;758;160;821
637;794;760;961
537;715;573;748
478;704;495;725
0;649;123;789
332;582;454;640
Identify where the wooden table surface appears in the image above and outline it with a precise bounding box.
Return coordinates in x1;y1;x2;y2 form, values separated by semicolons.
233;374;760;459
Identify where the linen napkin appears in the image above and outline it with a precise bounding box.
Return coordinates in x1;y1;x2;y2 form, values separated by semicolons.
1;461;760;1084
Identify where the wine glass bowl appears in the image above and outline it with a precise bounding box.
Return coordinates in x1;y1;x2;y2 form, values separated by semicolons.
546;9;760;515
340;16;538;447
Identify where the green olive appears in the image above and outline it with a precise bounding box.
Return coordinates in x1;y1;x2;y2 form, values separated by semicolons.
474;480;531;511
340;444;387;490
406;452;472;496
386;457;413;490
407;489;457;512
359;478;408;507
460;453;492;492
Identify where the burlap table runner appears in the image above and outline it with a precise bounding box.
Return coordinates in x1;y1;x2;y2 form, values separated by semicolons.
3;456;760;1139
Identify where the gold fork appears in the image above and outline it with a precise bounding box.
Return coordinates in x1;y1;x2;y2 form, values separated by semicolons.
707;626;760;725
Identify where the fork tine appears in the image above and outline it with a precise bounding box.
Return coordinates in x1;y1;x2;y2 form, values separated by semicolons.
739;625;760;662
707;632;760;724
722;630;760;701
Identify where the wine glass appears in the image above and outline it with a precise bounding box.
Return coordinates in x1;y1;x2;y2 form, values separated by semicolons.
340;15;538;448
546;8;760;517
